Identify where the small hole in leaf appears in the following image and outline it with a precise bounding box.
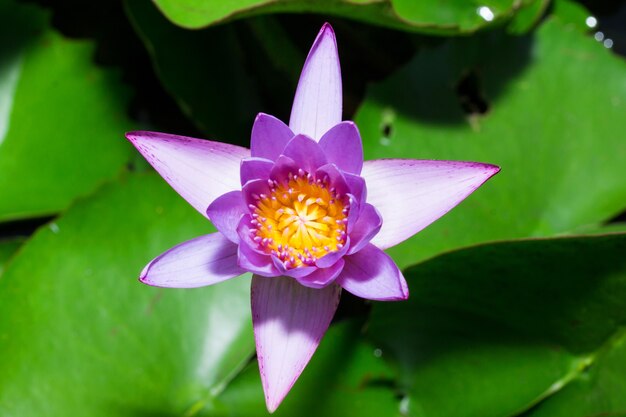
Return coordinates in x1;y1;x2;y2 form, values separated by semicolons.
455;70;489;115
382;123;393;137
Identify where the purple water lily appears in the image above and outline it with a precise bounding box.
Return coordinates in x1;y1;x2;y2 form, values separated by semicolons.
127;23;499;412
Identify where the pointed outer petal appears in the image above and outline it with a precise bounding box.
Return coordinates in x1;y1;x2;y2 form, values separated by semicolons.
237;215;270;256
126;131;249;218
318;121;363;174
344;172;366;208
272;255;316;279
315;163;349;197
348;204;382;255
362;159;500;250
337;244;408;301
140;233;244;288
289;23;342;140
238;242;280;277
206;191;246;244
314;237;350;269
269;155;298;185
297;259;345;289
281;135;327;174
251;275;342;412
250;113;294;161
242;178;272;209
240;157;274;185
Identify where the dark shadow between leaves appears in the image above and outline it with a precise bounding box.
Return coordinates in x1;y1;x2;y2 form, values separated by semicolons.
366;29;535;126
0;2;46;69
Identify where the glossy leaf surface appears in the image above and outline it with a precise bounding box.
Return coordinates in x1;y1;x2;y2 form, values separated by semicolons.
355;17;626;268
152;0;541;35
0;1;135;222
0;174;254;416
369;234;626;417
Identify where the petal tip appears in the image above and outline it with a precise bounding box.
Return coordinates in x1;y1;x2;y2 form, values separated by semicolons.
400;281;410;300
124;131;140;143
264;392;284;414
254;112;270;123
138;272;151;286
320;22;335;36
124;130;153;143
481;162;501;176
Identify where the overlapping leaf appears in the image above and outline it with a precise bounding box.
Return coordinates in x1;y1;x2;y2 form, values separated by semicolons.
355;16;626;268
0;0;135;222
522;331;626;417
0;174;254;416
125;0;268;144
369;233;626;417
151;0;542;35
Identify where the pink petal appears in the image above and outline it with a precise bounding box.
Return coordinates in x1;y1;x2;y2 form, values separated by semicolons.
242;178;271;208
126;131;249;218
250;113;294;161
281;135;328;174
318;121;363;174
362;159;500;249
241;157;273;185
315;163;349;197
238;242;280;277
289;23;342;140
269;155;298;184
315;237;349;268
206;191;246;243
348;203;382;254
140;233;244;288
337;244;408;301
344;172;367;208
251;276;341;412
298;259;345;289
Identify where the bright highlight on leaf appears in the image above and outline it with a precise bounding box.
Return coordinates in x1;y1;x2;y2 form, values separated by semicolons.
127;22;499;412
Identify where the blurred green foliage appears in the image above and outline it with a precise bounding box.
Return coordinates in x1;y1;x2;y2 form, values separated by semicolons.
0;0;625;415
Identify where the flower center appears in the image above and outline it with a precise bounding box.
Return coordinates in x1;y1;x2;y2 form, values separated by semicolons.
250;170;348;268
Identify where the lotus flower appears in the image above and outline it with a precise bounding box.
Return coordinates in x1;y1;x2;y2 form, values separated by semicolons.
126;23;499;412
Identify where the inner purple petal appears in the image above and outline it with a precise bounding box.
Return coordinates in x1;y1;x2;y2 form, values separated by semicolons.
241;162;355;272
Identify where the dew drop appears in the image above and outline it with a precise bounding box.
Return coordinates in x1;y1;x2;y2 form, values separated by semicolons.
477;6;494;22
585;16;597;28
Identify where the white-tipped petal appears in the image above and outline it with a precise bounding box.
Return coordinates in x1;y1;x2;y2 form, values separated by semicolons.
140;233;244;288
362;159;500;249
289;23;342;140
251;276;341;412
126;131;249;218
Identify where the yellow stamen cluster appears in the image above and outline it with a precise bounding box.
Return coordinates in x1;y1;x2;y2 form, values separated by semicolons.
249;171;349;268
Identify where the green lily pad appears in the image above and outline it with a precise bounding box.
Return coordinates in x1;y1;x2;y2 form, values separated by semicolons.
552;0;596;33
369;233;626;417
0;173;254;416
210;320;401;416
507;0;549;34
0;237;24;276
0;0;135;222
522;330;626;417
151;0;540;35
355;16;626;268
